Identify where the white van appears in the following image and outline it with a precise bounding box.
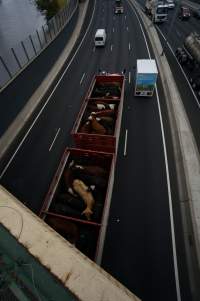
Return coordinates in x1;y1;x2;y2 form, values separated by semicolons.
95;29;106;47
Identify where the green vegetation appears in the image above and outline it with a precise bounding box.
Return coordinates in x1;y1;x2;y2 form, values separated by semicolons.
36;0;67;19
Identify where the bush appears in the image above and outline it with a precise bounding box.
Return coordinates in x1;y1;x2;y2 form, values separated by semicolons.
36;0;66;19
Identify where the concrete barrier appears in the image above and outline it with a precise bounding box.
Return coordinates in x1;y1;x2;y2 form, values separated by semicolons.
0;185;141;301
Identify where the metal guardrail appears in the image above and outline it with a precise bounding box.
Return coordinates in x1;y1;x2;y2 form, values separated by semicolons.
0;0;77;90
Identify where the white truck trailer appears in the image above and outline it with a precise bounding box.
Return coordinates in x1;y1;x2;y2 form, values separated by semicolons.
135;59;158;97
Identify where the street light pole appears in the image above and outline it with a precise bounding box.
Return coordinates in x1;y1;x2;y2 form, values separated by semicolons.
161;0;182;56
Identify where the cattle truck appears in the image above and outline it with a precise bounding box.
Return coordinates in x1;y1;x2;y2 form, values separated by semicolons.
40;148;115;265
176;32;200;93
176;32;200;69
40;73;125;265
71;73;125;153
145;0;168;23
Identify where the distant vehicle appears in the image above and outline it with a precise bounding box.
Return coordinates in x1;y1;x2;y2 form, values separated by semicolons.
94;29;106;47
190;74;200;89
178;6;191;20
145;0;168;23
176;32;200;95
193;8;200;19
115;4;124;13
165;0;175;8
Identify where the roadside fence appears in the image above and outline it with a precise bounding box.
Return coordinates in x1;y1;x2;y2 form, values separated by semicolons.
0;0;78;90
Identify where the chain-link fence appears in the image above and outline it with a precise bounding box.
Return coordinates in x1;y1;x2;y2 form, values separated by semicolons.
0;0;78;90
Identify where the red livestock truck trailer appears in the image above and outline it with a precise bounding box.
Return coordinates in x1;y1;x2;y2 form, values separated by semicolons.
71;73;125;153
40;148;115;264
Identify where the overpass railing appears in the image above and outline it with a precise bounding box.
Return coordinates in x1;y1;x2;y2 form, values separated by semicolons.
0;0;78;90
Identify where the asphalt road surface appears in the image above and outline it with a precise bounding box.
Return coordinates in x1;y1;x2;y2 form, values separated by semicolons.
0;0;193;300
137;0;200;152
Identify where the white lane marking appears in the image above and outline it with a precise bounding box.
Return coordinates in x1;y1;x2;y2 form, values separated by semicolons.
111;44;113;51
113;27;115;32
129;71;131;84
128;1;181;300
125;15;127;19
80;73;85;85
156;26;200;109
127;0;151;55
93;46;95;52
123;129;128;156
155;87;182;301
127;26;129;31
0;0;97;179
49;128;60;152
129;42;131;51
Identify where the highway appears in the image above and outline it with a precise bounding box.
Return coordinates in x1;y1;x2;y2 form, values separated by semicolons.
0;0;193;300
137;0;200;152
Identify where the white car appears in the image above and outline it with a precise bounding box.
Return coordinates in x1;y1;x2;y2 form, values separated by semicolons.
166;0;175;8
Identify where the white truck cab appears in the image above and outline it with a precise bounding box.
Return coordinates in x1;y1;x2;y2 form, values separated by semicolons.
95;29;106;47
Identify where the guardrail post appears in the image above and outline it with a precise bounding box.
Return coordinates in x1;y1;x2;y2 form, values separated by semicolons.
11;48;22;69
29;35;37;56
36;29;43;49
42;25;48;44
62;10;65;25
58;13;62;30
47;23;52;40
0;56;12;79
54;17;58;33
60;11;64;27
21;41;30;62
67;1;70;16
63;7;67;21
52;18;56;36
54;16;58;32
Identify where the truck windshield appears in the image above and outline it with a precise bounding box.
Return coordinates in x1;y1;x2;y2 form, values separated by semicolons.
95;37;103;41
157;7;168;14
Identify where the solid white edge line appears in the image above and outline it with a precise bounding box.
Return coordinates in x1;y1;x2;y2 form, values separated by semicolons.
155;86;182;301
111;44;113;51
156;25;200;110
123;129;128;156
49;128;61;152
129;42;131;51
0;0;97;179
128;1;181;300
129;71;131;84
80;72;85;85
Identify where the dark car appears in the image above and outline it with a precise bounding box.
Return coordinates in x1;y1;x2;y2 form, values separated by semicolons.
190;74;200;89
193;8;200;19
179;6;191;20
